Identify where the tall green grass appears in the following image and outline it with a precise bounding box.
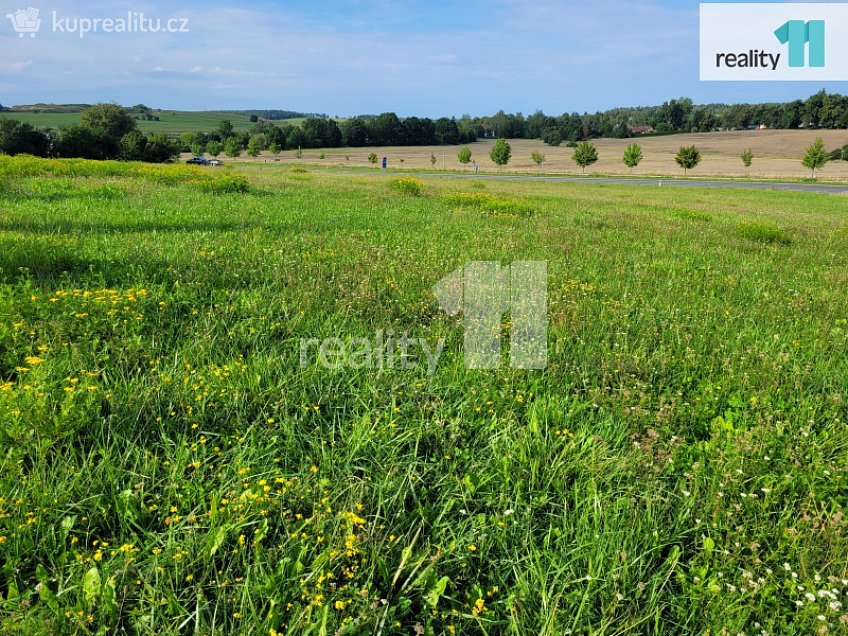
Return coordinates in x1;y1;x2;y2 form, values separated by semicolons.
0;157;847;635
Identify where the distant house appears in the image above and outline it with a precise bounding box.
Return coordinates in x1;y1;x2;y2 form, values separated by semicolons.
628;125;654;135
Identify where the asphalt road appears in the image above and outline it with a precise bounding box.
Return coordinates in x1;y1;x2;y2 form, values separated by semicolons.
373;172;848;194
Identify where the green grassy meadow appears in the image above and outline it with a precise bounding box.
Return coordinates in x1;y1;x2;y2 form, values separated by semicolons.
1;156;847;635
1;111;304;135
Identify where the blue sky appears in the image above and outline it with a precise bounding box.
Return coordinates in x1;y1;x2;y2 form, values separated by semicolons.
1;0;846;116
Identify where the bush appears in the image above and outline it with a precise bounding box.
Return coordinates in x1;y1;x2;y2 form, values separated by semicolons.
197;173;251;195
443;191;533;217
829;144;848;161
388;176;423;196
736;221;791;245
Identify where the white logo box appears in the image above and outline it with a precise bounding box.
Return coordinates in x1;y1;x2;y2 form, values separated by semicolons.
700;3;848;81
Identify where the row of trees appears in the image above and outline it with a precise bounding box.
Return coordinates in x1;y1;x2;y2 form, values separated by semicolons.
482;138;687;173
180;113;482;156
0;104;179;162
3;94;845;165
478;138;833;177
474;91;848;146
186;90;848;156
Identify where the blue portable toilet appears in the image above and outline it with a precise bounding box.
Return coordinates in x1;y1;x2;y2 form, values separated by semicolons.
382;157;387;169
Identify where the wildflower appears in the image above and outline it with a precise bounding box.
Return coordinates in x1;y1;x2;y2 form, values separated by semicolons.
471;598;487;617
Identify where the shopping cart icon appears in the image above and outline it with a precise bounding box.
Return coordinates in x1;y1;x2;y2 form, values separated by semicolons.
7;8;41;38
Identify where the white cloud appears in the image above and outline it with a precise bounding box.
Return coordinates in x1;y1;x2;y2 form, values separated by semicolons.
9;60;34;71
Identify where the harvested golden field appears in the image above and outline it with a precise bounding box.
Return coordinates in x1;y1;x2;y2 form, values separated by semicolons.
222;130;848;180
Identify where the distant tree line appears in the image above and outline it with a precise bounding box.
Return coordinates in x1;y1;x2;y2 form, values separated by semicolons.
0;104;179;162
495;90;848;146
5;91;848;163
203;90;848;155
220;109;325;121
181;113;483;157
339;114;479;146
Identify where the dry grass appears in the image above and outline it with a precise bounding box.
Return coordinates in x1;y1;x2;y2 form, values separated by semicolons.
219;129;848;180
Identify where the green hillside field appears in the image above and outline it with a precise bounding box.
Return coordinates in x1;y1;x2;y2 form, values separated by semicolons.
1;110;306;135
